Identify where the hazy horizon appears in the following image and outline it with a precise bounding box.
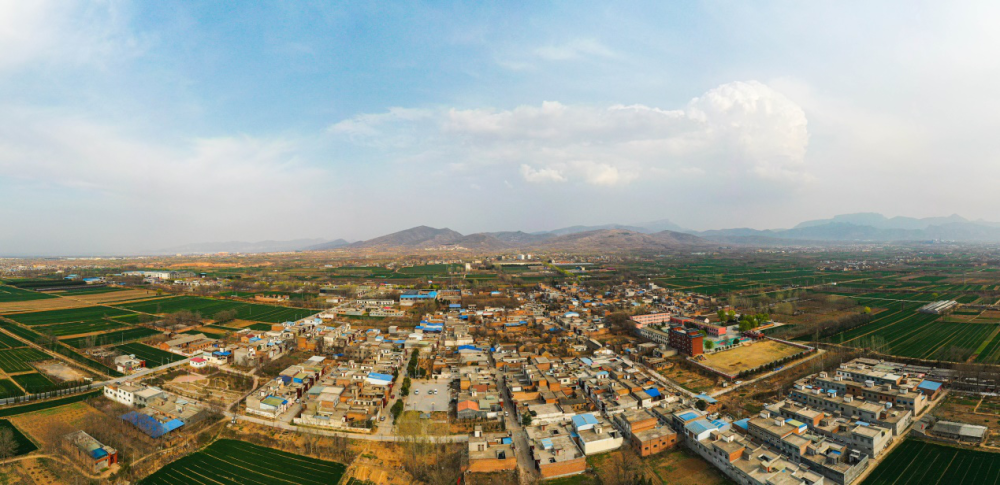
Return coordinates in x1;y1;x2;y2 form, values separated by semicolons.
3;2;1000;255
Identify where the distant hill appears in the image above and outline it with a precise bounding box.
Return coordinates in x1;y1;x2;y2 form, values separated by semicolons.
302;239;351;251
693;213;1000;243
539;219;688;236
532;229;709;251
153;239;330;255
794;213;968;231
348;226;465;249
321;226;711;252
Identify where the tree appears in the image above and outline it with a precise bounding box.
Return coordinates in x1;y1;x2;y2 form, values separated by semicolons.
0;428;17;463
862;306;872;314
598;449;647;485
521;413;532;427
695;399;708;411
704;340;715;350
717;309;726;322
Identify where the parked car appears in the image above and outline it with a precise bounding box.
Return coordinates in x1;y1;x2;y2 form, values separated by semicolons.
414;390;419;395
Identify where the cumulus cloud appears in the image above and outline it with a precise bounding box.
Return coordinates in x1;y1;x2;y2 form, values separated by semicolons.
520;164;567;183
330;80;810;186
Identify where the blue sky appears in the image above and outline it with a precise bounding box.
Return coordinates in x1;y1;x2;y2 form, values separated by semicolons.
2;1;1000;254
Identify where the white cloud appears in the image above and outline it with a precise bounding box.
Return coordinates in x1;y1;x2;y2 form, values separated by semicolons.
0;0;143;71
0;106;326;231
534;39;615;61
331;80;810;187
520;164;566;183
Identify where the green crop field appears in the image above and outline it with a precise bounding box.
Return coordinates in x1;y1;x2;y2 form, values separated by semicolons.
0;285;54;302
863;439;1000;485
114;343;186;366
61;327;162;348
0;419;37;457
35;320;127;337
52;286;121;295
0;379;24;399
4;306;137;326
0;348;49;373
120;296;317;323
11;373;55;394
139;439;346;485
0;333;25;350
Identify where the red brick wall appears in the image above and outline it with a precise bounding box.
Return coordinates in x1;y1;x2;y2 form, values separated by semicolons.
539;457;587;478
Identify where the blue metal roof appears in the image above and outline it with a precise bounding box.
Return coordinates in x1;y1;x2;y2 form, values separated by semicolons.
695;393;718;404
368;372;394;382
686;419;716;435
918;381;942;391
645;388;661;398
572;414;599;429
679;411;700;421
734;418;750;430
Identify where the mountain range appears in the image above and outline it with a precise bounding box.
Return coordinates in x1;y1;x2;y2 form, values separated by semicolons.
153;213;1000;254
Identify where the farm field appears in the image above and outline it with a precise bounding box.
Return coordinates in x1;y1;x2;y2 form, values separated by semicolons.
11;373;56;394
114;343;187;366
3;306;137;326
0;332;26;350
35;320;127;337
0;285;53;303
9;401;105;447
0;379;24;399
700;340;808;376
61;327;162;348
862;439;1000;485
139;439;347;485
0;348;49;373
0;419;37;457
120;296;317;323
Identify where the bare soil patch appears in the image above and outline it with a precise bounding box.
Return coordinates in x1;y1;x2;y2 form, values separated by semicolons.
34;360;90;382
701;340;804;375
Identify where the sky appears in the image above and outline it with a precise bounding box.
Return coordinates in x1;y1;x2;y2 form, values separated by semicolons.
2;1;1000;255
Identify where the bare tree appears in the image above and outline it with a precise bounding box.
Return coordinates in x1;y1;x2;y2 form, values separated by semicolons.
0;428;17;464
598;449;646;485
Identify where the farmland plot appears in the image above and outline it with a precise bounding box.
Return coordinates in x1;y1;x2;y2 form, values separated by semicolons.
139;439;346;485
121;296;317;323
862;439;1000;485
5;306;136;326
114;343;186;366
0;348;49;373
61;327;161;348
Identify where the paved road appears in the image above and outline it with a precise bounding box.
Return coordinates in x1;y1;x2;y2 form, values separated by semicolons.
500;379;537;484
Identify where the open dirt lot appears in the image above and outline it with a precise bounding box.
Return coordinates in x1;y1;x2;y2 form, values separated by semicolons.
34;360;90;382
700;340;804;375
659;361;719;394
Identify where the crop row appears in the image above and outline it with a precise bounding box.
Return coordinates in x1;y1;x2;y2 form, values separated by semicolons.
115;343;186;366
121;296;317;323
5;306;136;326
139;439;346;485
0;348;49;373
0;285;54;303
61;327;162;349
862;439;1000;485
0;322;121;377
